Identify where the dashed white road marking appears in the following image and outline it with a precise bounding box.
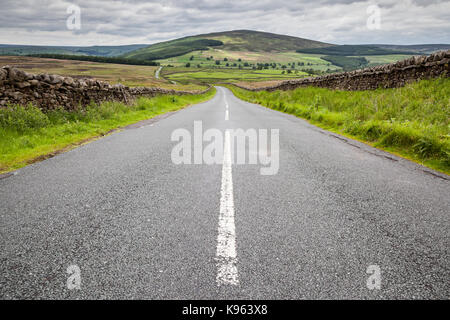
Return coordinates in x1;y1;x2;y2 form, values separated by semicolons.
216;130;239;286
224;91;229;120
155;66;162;79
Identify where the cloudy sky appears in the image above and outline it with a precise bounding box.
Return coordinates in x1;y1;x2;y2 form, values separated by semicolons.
0;0;449;46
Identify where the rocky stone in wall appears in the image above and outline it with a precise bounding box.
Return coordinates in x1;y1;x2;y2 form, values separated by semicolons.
0;65;211;111
235;50;450;92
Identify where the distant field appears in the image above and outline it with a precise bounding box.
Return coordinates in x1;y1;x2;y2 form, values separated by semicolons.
158;50;413;84
363;54;414;66
161;67;308;84
157;47;412;75
157;49;340;72
234;80;287;89
0;56;205;91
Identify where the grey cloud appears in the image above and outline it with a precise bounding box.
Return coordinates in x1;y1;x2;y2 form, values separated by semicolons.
0;0;448;45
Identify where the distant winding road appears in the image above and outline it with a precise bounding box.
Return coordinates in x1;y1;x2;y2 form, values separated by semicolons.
155;66;162;79
1;87;449;299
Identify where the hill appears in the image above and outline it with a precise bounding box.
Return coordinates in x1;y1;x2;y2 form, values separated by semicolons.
122;30;332;61
122;38;224;61
372;44;450;54
188;30;331;52
0;44;148;57
296;44;416;56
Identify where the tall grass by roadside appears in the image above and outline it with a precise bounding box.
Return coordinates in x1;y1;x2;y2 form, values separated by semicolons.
228;79;450;174
0;88;215;173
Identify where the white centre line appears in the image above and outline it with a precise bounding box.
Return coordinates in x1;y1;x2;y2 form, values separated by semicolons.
224;92;229;120
216;130;239;286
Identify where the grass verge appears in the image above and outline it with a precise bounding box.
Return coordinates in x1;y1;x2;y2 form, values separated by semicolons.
226;79;450;174
0;88;216;173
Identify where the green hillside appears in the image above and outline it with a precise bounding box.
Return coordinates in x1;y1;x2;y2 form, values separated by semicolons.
297;45;416;56
122;38;223;61
0;44;148;57
190;30;331;52
373;44;450;54
122;30;332;62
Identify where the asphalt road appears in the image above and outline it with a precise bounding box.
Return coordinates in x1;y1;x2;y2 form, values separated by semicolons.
1;87;449;299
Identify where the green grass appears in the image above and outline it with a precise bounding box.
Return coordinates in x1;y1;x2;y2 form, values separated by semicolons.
227;78;450;174
0;89;216;173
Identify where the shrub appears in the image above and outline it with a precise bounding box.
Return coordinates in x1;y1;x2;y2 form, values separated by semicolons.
0;104;50;132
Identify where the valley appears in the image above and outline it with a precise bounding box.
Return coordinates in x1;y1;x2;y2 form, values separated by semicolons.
2;30;435;84
1;17;449;303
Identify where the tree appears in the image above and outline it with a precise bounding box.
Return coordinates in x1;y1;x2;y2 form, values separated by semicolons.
190;55;194;61
185;62;191;67
226;63;229;67
224;57;228;61
215;60;220;65
238;58;242;62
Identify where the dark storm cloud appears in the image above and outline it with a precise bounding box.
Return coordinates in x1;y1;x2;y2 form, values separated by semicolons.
0;0;448;45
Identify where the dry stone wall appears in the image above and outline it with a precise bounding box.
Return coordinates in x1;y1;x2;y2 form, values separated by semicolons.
0;65;210;111
235;50;450;92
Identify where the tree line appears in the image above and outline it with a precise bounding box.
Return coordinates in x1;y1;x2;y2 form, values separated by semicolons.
28;54;160;66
